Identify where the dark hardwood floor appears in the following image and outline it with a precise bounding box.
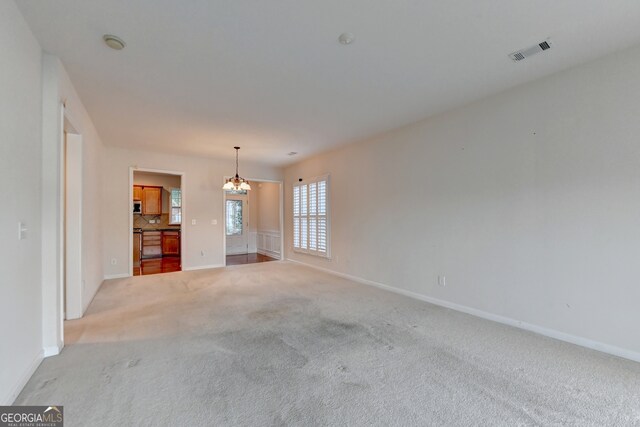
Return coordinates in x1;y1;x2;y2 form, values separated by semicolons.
226;253;278;266
134;257;181;276
133;253;275;275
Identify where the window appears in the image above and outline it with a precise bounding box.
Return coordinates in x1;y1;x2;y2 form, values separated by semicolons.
170;188;182;224
293;175;329;257
226;200;243;236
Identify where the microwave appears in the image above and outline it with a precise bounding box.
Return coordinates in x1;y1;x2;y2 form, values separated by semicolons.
133;201;142;214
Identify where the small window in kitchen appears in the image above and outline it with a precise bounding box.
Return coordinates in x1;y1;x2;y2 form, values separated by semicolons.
170;188;182;224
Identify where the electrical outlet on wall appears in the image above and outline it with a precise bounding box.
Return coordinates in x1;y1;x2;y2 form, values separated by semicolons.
200;250;205;257
438;275;446;287
111;258;117;265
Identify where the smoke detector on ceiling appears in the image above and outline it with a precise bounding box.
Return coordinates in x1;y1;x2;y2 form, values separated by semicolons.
103;34;126;50
509;40;552;62
338;33;355;45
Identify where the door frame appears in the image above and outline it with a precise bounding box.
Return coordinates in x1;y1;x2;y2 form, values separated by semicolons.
222;177;284;265
50;104;83;354
63;132;83;320
128;167;185;277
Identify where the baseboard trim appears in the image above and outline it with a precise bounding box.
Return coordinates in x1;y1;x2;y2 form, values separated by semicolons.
182;263;224;272
286;258;640;363
43;345;60;357
2;350;43;405
257;249;281;259
103;273;129;280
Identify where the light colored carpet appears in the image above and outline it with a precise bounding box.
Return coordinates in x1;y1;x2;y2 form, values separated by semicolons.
17;262;640;425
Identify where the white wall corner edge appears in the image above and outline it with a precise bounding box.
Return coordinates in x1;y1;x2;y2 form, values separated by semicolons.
2;351;44;405
43;345;61;357
285;258;640;364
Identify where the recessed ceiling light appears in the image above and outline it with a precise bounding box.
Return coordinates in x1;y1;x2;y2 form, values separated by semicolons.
103;34;126;50
338;33;355;45
288;152;298;156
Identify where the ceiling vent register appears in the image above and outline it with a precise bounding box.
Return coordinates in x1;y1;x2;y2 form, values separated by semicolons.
509;40;551;62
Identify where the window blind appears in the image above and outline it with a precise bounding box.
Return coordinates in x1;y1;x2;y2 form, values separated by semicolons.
293;175;329;257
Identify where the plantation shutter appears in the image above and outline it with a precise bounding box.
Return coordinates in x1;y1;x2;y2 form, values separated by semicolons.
317;179;327;253
293;186;300;249
293;175;329;257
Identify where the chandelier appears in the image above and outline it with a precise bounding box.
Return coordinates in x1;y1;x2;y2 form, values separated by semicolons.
222;146;251;191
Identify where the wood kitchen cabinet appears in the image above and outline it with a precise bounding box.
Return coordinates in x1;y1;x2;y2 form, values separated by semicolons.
142;186;162;215
162;231;180;256
133;232;141;266
133;185;143;201
142;231;162;258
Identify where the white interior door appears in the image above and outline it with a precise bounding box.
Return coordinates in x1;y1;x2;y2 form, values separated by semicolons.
226;195;248;255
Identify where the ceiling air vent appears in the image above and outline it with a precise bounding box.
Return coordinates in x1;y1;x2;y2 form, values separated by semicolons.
509;40;552;62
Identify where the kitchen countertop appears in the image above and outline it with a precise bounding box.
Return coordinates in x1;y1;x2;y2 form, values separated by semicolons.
133;228;181;233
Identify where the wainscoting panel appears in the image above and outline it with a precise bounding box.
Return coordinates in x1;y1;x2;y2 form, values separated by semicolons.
257;230;281;259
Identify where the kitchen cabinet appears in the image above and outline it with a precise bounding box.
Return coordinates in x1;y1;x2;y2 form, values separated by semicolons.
142;186;162;215
142;231;162;258
162;231;180;256
133;232;141;266
132;185;162;214
133;185;143;201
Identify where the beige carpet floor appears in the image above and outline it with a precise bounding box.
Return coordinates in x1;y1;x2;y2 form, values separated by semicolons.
16;262;640;425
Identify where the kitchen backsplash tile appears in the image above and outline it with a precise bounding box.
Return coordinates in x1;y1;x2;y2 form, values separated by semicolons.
134;214;181;230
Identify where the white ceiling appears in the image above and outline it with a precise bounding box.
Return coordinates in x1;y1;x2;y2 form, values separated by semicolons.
17;0;640;165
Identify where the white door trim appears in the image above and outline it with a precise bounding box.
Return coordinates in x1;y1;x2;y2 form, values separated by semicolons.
64;132;83;320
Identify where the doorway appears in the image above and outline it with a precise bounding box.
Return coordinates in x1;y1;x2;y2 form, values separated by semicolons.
130;169;183;276
224;180;283;266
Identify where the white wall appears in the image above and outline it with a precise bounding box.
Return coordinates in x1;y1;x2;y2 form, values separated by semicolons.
248;189;258;233
257;182;281;232
0;0;44;404
58;60;105;314
248;188;258;252
255;181;282;258
285;44;640;360
40;54;63;357
103;147;282;276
